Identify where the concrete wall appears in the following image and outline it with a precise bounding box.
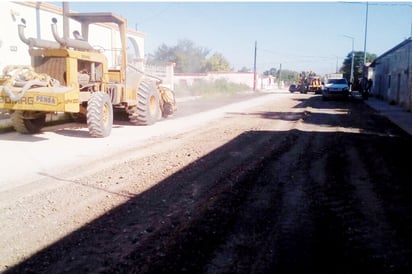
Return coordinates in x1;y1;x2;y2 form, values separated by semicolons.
174;72;278;90
372;39;412;111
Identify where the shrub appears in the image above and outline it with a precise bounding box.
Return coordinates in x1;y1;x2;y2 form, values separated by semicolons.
175;79;250;98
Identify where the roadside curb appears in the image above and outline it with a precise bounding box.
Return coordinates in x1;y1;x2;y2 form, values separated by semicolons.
364;97;412;136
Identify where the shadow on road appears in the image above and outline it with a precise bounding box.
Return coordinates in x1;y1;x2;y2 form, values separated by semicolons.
5;121;412;273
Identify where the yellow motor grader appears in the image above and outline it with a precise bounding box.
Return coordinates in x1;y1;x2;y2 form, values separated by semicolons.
0;12;176;137
289;71;322;94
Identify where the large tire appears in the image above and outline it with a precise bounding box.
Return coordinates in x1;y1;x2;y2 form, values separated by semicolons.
159;87;176;118
129;80;160;125
11;110;46;134
87;92;113;138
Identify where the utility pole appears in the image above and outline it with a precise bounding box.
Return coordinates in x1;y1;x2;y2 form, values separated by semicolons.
363;2;369;76
336;56;339;73
253;40;257;91
343;35;355;89
279;63;282;80
350;39;355;87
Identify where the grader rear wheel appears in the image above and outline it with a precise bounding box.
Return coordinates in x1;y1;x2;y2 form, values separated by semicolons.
87;91;113;138
11;111;46;134
128;80;160;125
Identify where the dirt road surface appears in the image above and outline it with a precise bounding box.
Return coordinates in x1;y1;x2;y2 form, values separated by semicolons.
1;92;412;273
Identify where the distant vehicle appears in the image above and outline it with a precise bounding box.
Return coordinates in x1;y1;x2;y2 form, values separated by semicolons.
288;84;298;92
325;73;343;79
289;71;322;94
322;78;350;100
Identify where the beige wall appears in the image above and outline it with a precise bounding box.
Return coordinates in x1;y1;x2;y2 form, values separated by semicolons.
174;72;278;90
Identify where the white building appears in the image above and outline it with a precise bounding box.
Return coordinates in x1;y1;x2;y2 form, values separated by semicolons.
0;2;145;71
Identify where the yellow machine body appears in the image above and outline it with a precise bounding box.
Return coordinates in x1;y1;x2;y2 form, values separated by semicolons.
0;10;175;137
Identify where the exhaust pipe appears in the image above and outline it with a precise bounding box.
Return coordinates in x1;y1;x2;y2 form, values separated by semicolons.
18;18;60;49
51;18;94;51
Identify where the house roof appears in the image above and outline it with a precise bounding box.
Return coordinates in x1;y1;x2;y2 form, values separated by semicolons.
370;37;412;67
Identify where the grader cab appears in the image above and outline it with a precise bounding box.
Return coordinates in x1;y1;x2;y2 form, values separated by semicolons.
0;12;176;137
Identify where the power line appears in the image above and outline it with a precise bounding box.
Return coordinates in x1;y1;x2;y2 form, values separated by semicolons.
340;2;412;8
259;48;340;60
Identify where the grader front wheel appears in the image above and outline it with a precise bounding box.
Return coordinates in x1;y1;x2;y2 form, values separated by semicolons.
11;111;46;134
87;91;113;138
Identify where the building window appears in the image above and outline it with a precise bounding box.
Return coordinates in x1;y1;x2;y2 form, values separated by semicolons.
388;75;391;89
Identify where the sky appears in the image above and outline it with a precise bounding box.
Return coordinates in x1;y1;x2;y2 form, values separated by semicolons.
51;1;412;75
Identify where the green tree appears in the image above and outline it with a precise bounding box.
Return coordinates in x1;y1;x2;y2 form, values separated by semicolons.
148;39;210;73
204;52;232;72
279;70;299;83
340;51;377;82
238;66;251;72
263;67;277;76
262;66;298;82
147;43;175;65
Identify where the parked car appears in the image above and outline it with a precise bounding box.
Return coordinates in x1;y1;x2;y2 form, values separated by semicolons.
322;78;350;100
